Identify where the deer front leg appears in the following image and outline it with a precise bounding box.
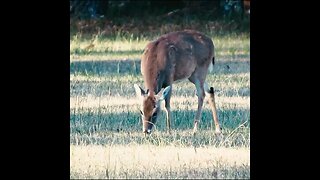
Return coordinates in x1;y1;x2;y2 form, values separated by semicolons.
204;82;221;134
164;87;172;133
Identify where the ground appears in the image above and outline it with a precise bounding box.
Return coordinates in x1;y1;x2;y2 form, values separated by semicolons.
70;33;250;179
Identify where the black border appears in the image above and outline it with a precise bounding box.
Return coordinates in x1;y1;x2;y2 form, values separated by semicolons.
251;0;317;179
4;1;70;178
4;0;317;179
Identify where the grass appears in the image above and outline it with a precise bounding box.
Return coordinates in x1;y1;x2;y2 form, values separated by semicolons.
70;145;249;179
70;31;250;179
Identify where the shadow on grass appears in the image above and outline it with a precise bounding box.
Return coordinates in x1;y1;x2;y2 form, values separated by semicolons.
70;59;249;76
70;59;141;75
71;164;250;179
70;107;249;147
71;49;143;56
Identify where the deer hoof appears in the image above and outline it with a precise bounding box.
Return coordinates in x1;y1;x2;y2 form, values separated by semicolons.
215;127;222;135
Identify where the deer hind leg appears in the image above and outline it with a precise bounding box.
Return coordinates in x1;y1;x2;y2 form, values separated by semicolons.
204;82;221;134
164;86;172;133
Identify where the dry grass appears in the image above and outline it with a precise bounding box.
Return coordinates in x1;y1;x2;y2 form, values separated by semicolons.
70;95;249;111
70;145;250;179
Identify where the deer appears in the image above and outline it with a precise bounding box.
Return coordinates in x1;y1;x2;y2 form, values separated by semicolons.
134;30;221;135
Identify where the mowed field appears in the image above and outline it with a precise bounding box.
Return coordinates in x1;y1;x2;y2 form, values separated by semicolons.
70;33;250;179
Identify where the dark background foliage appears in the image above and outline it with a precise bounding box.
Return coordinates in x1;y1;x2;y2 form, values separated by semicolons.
70;0;250;37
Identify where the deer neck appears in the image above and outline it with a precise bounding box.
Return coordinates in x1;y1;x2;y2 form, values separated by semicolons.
144;68;162;96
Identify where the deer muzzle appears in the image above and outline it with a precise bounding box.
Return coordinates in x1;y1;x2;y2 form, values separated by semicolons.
143;120;153;134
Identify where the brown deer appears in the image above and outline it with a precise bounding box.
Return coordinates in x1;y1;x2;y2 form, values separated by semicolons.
134;30;221;135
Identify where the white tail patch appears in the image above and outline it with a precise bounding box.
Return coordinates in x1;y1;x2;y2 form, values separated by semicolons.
208;62;213;73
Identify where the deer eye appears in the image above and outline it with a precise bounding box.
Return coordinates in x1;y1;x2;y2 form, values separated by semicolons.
139;110;143;115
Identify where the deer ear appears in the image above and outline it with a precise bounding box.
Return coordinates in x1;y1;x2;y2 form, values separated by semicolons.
134;84;145;97
157;86;171;101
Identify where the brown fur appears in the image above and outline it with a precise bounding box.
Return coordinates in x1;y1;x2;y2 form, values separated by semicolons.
138;30;221;134
143;96;156;117
141;30;214;94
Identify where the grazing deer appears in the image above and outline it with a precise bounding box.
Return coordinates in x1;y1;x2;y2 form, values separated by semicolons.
134;30;221;135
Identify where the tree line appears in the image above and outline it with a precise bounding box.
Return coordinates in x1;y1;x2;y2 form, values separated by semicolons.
70;0;250;20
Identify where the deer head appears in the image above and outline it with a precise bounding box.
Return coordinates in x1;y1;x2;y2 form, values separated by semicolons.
134;84;171;134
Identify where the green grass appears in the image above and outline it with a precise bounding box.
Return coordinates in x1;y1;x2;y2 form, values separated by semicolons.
70;32;250;179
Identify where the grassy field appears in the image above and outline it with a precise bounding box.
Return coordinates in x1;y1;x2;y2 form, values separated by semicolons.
70;32;250;179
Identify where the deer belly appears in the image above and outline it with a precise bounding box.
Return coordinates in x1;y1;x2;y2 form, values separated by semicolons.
173;60;196;82
173;70;193;83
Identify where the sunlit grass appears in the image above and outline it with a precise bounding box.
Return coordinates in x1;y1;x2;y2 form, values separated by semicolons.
70;145;250;179
70;95;249;110
70;73;250;99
